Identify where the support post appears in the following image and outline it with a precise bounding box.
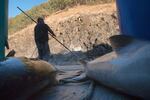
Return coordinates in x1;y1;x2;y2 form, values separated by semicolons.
0;0;8;60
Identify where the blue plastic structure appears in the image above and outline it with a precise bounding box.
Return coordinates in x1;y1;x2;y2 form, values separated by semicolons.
0;0;8;60
116;0;150;40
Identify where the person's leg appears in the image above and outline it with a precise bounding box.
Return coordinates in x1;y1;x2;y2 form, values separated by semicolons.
36;41;43;59
45;41;50;55
42;41;50;61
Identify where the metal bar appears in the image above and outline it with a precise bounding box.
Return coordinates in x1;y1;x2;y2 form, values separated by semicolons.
17;6;79;59
0;0;8;60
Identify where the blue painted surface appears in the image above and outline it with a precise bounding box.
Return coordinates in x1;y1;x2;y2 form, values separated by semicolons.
0;0;8;60
116;0;150;40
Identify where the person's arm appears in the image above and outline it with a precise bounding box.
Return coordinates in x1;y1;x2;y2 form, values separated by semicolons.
46;24;56;37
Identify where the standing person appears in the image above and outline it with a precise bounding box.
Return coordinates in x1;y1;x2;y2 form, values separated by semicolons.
34;17;56;61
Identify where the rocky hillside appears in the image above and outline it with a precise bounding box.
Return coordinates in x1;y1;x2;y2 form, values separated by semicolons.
9;0;114;34
7;3;119;58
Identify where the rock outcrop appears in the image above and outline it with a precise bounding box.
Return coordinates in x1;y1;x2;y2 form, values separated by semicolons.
7;4;119;60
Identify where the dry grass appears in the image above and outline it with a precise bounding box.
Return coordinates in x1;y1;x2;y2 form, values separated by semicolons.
9;0;115;35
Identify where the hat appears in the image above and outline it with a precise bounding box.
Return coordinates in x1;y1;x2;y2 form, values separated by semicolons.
37;17;44;23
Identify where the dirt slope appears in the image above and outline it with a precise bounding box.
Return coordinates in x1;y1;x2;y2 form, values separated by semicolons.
7;3;119;57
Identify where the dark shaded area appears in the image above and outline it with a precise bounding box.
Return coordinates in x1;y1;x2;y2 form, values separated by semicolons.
6;49;16;57
86;43;112;60
49;43;112;65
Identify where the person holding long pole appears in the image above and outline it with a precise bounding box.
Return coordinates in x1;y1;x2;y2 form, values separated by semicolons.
34;17;56;61
17;6;80;60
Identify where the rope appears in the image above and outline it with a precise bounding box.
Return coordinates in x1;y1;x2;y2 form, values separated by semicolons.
30;47;37;58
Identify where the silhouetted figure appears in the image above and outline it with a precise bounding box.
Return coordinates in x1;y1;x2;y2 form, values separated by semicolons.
34;17;56;61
